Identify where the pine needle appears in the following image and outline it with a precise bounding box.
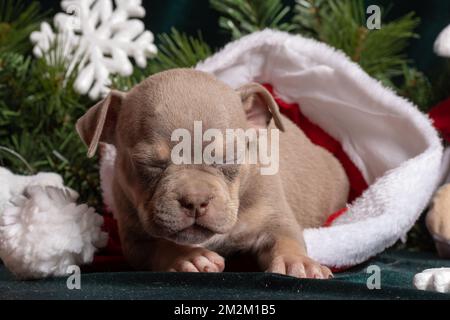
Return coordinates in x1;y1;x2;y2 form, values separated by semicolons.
0;146;34;172
0;0;47;54
211;0;294;39
151;28;213;72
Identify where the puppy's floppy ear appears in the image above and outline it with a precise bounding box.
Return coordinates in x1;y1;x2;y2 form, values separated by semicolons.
237;83;285;132
76;90;125;158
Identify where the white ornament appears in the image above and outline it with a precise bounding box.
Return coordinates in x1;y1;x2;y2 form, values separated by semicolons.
30;0;157;100
434;25;450;57
0;168;107;279
414;268;450;293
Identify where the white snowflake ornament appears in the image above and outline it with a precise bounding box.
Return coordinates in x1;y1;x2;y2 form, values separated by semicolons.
434;25;450;57
30;0;157;100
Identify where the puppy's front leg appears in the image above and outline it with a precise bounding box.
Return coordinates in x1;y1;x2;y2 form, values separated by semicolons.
258;233;333;279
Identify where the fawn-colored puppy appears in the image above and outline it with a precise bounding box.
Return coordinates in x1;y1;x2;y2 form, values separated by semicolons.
76;69;349;278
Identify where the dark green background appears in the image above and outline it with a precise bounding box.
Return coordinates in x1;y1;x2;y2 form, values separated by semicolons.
34;0;450;77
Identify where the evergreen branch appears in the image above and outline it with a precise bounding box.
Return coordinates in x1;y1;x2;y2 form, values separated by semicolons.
292;0;432;107
0;146;34;172
149;28;213;73
0;0;47;54
293;0;327;37
399;66;432;111
0;39;100;206
430;60;450;108
293;0;420;81
357;12;419;77
211;0;294;39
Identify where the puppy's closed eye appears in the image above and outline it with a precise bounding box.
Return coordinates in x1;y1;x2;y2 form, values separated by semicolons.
130;142;170;176
134;160;167;182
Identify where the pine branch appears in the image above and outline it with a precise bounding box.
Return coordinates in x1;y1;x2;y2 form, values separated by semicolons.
430;60;450;108
211;0;294;39
150;28;213;73
396;65;433;111
294;0;420;78
293;0;327;37
293;0;434;108
0;0;47;54
0;42;101;207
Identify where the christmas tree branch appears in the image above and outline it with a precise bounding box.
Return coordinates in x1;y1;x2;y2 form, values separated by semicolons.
211;0;294;39
292;0;433;108
153;28;213;71
0;0;47;54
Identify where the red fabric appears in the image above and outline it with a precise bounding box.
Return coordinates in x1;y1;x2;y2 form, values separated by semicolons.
429;97;450;143
323;207;349;227
92;83;371;270
83;208;130;272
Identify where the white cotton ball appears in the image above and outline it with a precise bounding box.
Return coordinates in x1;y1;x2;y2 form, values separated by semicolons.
0;168;78;212
435;25;450;57
0;186;108;279
414;268;450;293
0;168;17;210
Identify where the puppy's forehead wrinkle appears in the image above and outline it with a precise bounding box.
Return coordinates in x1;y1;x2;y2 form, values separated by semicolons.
127;68;244;132
132;141;171;163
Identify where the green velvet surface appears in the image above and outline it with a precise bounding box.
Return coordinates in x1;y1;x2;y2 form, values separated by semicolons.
1;250;449;300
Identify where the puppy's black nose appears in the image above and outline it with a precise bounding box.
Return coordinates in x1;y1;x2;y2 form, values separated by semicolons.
178;194;211;217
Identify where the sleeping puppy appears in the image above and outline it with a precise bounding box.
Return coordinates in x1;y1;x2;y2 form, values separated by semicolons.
76;69;349;279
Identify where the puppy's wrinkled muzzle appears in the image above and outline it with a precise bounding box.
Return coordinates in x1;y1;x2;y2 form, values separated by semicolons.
142;168;238;245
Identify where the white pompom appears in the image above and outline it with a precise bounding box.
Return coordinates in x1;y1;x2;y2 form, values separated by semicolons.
435;25;450;57
0;186;108;279
414;268;450;293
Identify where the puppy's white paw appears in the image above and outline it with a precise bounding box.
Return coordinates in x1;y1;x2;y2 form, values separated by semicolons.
168;249;225;273
267;255;333;279
414;268;450;293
